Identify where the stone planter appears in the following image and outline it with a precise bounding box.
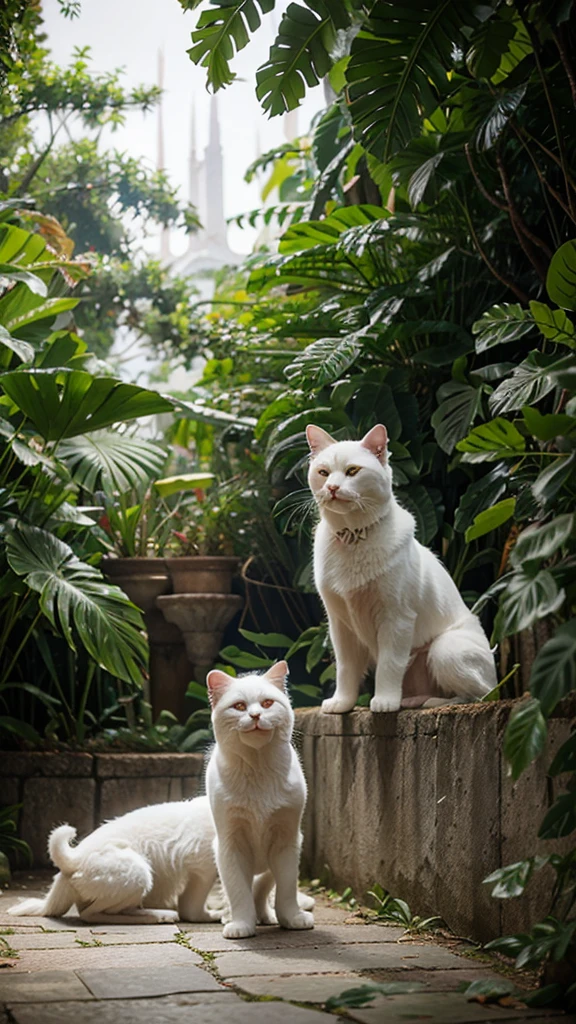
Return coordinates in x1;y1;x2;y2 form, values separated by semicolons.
157;593;243;684
164;556;239;594
100;557;192;721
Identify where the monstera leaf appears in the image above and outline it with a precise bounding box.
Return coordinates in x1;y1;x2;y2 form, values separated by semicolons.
5;524;148;685
58;431;168;494
0;369;174;441
346;0;480;160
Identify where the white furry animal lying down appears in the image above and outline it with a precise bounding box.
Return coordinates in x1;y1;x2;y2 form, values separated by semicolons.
7;791;315;926
8;797;219;924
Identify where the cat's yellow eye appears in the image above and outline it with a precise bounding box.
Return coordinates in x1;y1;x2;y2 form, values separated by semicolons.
346;466;361;476
233;701;247;711
317;468;329;477
261;699;274;708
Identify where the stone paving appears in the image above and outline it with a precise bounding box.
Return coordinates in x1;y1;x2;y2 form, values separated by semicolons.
0;873;573;1023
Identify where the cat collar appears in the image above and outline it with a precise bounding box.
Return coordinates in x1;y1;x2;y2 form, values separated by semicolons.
334;525;369;545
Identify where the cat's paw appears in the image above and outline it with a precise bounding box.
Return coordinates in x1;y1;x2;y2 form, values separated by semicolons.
322;696;355;714
370;695;401;714
279;909;314;931
155;909;180;923
297;892;315;911
257;907;278;926
223;920;256;939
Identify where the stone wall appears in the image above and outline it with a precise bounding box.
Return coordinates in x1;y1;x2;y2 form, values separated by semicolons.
0;752;205;867
296;701;574;943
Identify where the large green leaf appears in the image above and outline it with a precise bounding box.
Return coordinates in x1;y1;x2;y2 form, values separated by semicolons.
489;353;563;415
0;325;34;365
466;14;516;79
465;497;516;543
472;303;536;353
529;301;575;349
58;431;168;494
532;452;576;504
456;417;525;463
511;514;574;569
522;406;576;441
496;568;564;639
484;857;549;900
279;206;388;254
255;2;351;115
284;333;365;387
187;0;275;90
546;239;576;311
454;464;509;533
5;524;148;685
503;697;547;780
474;85;527;151
0;369;174;440
530;620;576;717
538;791;576;840
431;380;483;454
346;0;480;161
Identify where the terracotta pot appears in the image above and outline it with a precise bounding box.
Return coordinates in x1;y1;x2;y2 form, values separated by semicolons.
100;557;172;615
164;556;239;595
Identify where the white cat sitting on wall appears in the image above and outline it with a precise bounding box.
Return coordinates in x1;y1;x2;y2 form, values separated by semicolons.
306;423;497;714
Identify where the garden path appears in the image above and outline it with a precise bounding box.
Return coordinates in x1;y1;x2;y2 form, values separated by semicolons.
0;873;571;1024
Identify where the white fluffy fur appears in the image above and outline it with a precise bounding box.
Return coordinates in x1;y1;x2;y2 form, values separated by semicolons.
206;661;314;939
306;423;497;714
8;797;219;924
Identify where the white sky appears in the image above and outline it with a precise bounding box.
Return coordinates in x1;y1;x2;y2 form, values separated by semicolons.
42;0;327;256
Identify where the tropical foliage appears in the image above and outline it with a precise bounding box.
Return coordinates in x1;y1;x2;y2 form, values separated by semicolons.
177;0;576;1001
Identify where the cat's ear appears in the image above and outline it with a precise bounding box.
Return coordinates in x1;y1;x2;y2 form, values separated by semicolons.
206;669;234;706
263;660;289;691
306;424;336;455
361;424;388;462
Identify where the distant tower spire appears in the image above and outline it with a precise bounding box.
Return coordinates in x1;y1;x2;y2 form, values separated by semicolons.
156;48;171;263
204;94;227;245
187;98;204;253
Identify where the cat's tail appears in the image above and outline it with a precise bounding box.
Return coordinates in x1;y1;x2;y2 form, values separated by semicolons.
7;872;75;918
48;824;80;874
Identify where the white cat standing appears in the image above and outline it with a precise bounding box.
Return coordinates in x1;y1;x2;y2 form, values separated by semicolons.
306;423;497;714
7;797;218;924
206;661;314;939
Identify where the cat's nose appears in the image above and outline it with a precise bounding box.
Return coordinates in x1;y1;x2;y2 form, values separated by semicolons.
250;711;260;720
327;484;339;495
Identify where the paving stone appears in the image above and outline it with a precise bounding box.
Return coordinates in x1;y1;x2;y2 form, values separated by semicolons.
215;940;465;977
78;964;224;999
236;972;366;1002
180;924;404;952
89;924;179;943
9;940;202;972
343;991;563;1024
365;967;512;992
11;1002;331;1024
0;970;93;1003
0;915;85;930
9;931;80;949
9;994;241;1024
308;905;356;925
